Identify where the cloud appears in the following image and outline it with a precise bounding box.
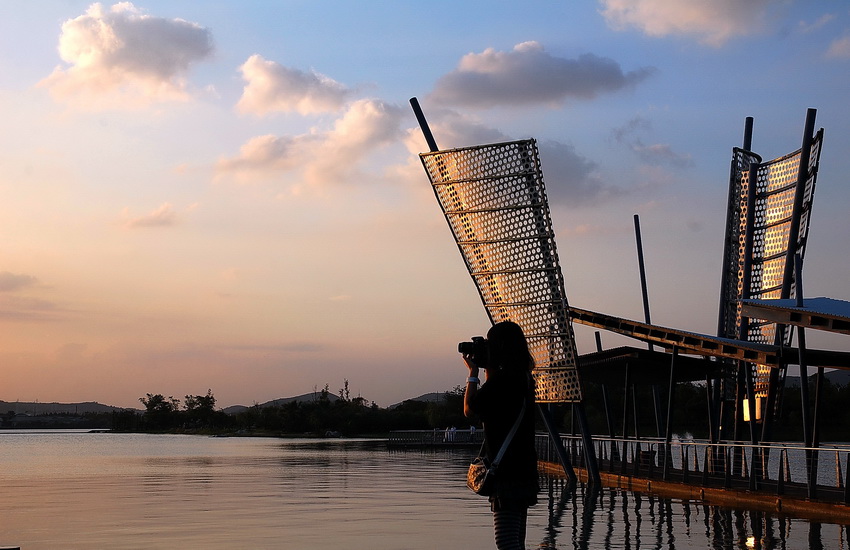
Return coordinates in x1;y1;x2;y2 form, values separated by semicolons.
827;35;850;58
223;342;327;354
0;272;39;292
429;41;654;108
236;54;352;115
403;108;617;207
798;14;835;34
612;117;694;168
631;143;694;167
217;99;403;188
538;140;621;206
599;0;779;47
39;2;213;107
215;134;311;177
405;107;510;151
0;295;59;321
122;202;178;228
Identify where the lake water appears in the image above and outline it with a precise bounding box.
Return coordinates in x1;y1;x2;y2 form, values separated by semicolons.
0;431;848;549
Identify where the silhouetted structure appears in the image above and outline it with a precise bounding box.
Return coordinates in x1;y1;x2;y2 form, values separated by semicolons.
412;99;850;514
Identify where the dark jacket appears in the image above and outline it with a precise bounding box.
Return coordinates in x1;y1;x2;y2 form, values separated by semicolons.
471;367;538;507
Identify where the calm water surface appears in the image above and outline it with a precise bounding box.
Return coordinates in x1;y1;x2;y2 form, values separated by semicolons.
0;431;848;549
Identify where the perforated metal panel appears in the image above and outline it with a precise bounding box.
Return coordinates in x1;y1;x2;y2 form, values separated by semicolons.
718;130;823;396
419;139;582;403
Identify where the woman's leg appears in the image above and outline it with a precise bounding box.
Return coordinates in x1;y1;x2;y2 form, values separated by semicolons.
493;504;528;550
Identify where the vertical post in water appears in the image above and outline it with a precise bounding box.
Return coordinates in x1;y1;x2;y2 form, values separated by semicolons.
663;347;678;481
634;214;664;438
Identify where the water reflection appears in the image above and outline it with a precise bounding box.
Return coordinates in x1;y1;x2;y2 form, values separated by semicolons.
1;433;848;549
534;475;849;550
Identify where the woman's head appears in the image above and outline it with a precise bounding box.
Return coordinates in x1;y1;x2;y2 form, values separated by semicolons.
486;321;534;373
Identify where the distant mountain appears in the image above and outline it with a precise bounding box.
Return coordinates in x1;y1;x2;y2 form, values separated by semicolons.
784;369;850;388
1;389;454;418
388;392;451;409
0;400;135;416
222;391;341;415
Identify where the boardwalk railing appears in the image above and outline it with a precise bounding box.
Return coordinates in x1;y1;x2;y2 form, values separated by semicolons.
536;433;850;504
388;429;484;447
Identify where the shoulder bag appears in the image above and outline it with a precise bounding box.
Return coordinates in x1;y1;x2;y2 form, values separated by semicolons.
466;398;527;496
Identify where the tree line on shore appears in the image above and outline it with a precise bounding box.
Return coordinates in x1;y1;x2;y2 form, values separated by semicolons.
6;375;847;441
108;382;472;436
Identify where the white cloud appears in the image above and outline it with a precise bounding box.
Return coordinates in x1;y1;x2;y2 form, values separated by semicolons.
39;2;213;108
599;0;779;47
304;98;403;185
122;202;179;228
429;41;654;108
217;99;403;189
827;35;850;58
404;107;510;152
798;14;835;34
215;134;314;179
236;54;351;115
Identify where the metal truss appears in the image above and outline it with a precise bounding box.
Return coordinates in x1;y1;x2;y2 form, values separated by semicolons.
419;139;582;403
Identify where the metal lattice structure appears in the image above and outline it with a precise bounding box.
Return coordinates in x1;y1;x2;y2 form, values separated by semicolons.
419;139;582;403
718;124;824;398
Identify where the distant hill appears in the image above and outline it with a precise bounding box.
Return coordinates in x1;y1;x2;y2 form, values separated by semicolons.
222;391;341;415
2;389;459;418
7;373;849;420
388;392;450;409
0;400;135;416
784;369;850;388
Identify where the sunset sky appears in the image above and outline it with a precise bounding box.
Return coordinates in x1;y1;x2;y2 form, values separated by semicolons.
2;1;850;410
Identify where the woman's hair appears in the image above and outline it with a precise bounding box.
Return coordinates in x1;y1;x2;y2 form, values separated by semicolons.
486;321;534;373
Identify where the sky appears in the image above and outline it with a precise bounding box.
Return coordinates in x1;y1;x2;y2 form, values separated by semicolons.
2;0;850;410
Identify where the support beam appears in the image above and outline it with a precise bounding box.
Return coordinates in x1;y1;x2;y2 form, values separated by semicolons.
538;404;576;484
663;347;678;481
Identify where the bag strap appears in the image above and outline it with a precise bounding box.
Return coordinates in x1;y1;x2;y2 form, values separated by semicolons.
491;397;526;470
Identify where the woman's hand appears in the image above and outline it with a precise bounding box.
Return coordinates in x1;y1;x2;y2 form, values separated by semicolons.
462;354;479;378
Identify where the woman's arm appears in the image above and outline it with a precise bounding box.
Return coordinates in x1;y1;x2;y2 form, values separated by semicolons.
463;355;479;418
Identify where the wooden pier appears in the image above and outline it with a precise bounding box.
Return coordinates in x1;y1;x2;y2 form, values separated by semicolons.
538;433;850;523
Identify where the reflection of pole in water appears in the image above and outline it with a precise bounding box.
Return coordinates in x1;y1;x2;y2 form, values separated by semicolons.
604;488;616;549
648;494;662;548
809;522;824;550
534;485;840;548
621;490;633;550
633;491;643;548
540;477;573;549
735;509;747;548
664;499;675;550
578;484;600;549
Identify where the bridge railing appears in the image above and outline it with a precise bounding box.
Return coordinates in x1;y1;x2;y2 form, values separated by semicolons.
536;433;850;503
388;429;485;447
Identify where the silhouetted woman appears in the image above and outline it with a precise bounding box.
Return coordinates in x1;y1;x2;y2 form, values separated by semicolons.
463;320;538;550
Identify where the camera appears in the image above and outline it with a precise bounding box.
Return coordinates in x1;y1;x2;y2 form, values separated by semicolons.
458;336;488;367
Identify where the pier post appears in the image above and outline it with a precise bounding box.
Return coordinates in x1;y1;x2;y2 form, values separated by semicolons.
844;453;850;504
539;403;577;484
663;347;678;481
